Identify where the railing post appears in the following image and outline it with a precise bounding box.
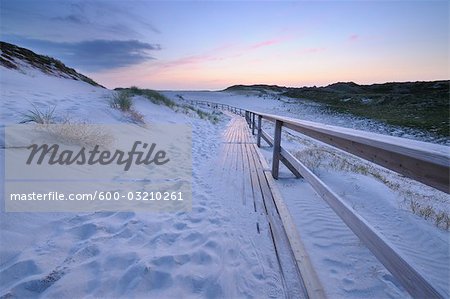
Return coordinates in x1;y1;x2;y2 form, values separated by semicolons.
252;113;256;135
257;115;262;147
272;120;283;179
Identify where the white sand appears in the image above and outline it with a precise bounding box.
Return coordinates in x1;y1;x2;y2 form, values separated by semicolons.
1;64;448;298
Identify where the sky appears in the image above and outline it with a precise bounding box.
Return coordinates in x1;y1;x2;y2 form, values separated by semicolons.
1;0;448;90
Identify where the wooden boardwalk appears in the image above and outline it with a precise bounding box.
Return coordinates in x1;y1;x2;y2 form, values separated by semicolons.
219;115;325;299
190;100;448;298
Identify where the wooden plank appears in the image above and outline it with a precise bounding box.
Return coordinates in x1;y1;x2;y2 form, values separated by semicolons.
243;142;258;212
245;142;265;213
220;123;235;170
236;141;245;205
251;143;326;299
279;155;302;178
261;129;274;147
248;143;309;298
249;144;270;215
241;140;253;207
279;148;443;298
240;118;253;206
235;132;242;172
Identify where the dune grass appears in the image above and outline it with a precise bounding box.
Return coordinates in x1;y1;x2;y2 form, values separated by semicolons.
109;90;144;124
125;86;176;108
20;104;57;124
118;87;220;124
291;134;449;231
109;90;133;111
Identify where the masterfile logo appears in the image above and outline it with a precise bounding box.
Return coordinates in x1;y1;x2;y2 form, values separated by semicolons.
4;123;192;212
25;141;170;171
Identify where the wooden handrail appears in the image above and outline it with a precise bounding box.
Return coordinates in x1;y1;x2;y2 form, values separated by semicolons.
248;110;449;194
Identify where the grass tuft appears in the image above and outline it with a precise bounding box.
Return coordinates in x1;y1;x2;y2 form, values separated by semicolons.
109;90;133;111
20;104;57;124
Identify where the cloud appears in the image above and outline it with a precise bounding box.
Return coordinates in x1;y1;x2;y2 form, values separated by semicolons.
2;0;160;43
52;14;90;25
153;37;287;73
302;47;326;54
7;38;161;71
349;34;359;42
249;39;281;50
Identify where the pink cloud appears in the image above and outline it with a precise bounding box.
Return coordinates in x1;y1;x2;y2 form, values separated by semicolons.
159;54;214;69
249;39;281;50
349;34;359;42
155;43;236;70
151;36;289;74
302;47;326;54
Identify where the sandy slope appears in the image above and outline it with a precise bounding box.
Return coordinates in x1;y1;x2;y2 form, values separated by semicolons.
0;67;284;298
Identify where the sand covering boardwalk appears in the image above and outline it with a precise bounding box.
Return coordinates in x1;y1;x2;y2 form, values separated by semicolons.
218;114;325;299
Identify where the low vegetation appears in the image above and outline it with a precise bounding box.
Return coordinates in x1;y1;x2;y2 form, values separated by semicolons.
226;81;450;139
18;106;112;147
44;122;113;148
20;104;57;124
115;87;220;124
289;132;449;231
178;104;220;124
109;90;144;124
126;86;176;108
109;90;133;111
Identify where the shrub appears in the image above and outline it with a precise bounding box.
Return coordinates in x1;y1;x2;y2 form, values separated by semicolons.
127;109;145;124
44;122;113;147
435;211;449;229
110;90;132;111
129;86;142;95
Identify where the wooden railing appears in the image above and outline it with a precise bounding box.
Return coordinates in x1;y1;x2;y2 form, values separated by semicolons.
187;99;449;298
186;100;245;116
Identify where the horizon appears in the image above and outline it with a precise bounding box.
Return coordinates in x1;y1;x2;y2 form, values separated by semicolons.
1;1;449;90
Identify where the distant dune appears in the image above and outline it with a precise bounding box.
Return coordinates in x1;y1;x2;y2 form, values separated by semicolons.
225;81;450;137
